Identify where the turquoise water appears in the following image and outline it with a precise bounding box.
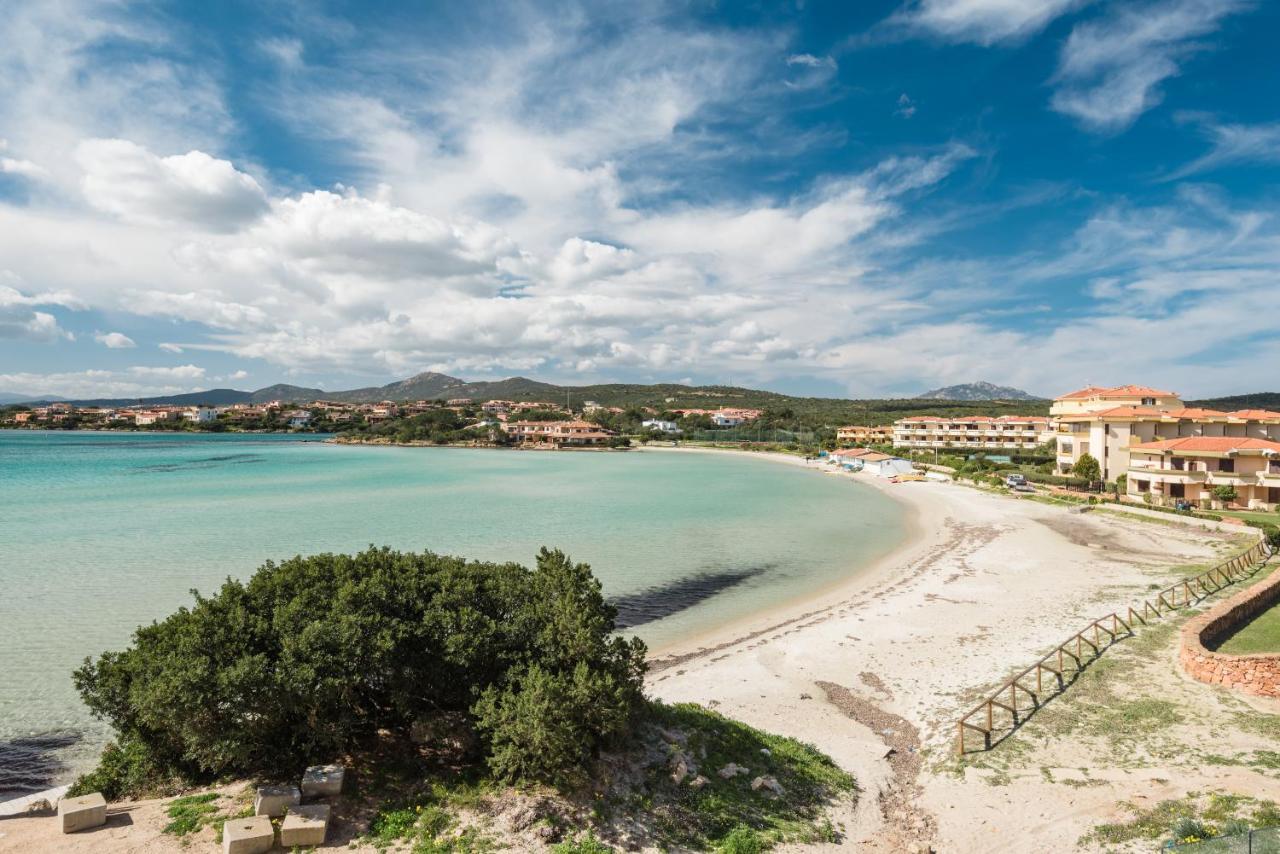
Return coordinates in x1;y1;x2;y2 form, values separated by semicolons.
0;431;903;794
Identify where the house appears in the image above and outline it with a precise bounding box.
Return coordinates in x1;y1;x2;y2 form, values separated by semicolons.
182;407;218;424
286;410;313;428
1051;384;1280;482
642;419;681;434
502;420;616;447
710;408;762;427
135;409;178;426
1127;437;1280;510
836;425;893;445
892;415;1051;451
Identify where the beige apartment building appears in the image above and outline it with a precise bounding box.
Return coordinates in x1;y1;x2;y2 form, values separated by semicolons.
836;424;894;445
892;415;1052;451
1128;437;1280;510
1051;384;1280;484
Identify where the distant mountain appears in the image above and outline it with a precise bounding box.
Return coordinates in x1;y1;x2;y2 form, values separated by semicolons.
50;388;256;408
1189;392;1280;412
0;392;65;404
916;381;1042;401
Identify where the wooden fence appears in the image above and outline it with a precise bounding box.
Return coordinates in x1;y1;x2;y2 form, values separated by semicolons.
956;536;1274;755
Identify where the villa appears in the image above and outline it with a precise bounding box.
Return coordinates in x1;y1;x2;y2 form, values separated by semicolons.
1050;384;1280;482
1127;437;1280;510
892;415;1052;451
502;420;616;447
642;419;681;434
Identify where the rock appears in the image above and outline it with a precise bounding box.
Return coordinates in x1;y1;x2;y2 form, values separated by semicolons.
254;784;300;817
759;748;772;757
670;758;690;785
59;793;107;833
750;776;784;798
799;693;812;700
25;798;54;816
689;775;709;790
717;763;749;779
300;763;344;798
658;727;687;746
279;803;329;848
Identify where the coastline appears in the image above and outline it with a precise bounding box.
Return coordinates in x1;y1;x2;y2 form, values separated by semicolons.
632;445;934;663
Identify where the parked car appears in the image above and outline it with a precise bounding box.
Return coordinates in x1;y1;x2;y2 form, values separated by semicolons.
1004;473;1028;488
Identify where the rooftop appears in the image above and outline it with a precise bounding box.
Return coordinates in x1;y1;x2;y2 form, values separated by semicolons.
1129;437;1280;454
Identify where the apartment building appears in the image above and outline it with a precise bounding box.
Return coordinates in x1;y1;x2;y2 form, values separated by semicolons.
892;415;1052;451
836;424;893;445
1128;437;1280;510
1050;384;1280;482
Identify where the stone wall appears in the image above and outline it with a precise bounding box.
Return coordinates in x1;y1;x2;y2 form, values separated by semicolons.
1180;567;1280;697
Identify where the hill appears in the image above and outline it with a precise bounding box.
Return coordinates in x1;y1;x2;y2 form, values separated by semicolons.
916;381;1042;401
0;392;65;404
1188;392;1280;412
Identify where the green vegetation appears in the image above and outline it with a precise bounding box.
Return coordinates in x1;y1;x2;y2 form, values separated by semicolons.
161;792;221;836
342;408;494;444
1216;601;1280;655
1085;792;1280;847
72;546;646;796
551;832;614;853
1073;452;1101;484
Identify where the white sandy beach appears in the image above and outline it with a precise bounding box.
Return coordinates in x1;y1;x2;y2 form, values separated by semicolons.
643;447;1279;852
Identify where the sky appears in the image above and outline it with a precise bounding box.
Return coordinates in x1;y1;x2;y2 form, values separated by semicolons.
1;0;1277;400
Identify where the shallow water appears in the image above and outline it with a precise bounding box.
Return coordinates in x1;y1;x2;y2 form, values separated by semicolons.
0;431;903;796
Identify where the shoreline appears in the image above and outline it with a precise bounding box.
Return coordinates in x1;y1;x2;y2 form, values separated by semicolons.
633;445;934;662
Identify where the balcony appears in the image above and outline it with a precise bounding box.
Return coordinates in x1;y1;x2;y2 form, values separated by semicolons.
1127;466;1206;484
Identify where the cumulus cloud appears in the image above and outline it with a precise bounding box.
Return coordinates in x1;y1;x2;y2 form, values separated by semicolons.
76;138;269;230
0;368;207;399
127;364;206;380
0;140;48;178
1051;0;1250;132
889;0;1086;45
0;285;74;341
94;331;136;348
158;342;184;353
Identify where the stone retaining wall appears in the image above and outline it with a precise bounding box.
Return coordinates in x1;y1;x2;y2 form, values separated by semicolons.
1180;567;1280;697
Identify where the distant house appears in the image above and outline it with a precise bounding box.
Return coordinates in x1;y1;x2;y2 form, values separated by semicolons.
182;407;218;424
502;420;616;447
641;419;681;434
286;410;313;428
709;408;762;428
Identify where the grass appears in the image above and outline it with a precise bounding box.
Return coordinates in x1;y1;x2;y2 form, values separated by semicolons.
1216;509;1280;526
1084;792;1280;848
1215;600;1280;655
161;792;221;836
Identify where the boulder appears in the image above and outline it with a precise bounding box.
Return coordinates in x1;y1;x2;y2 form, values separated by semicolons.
25;797;54;816
717;763;749;779
750;776;785;798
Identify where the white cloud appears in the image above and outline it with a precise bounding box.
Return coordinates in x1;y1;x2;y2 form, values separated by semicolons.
890;0;1086;45
1166;118;1280;178
1051;0;1250;132
94;331;137;348
0;285;75;341
894;93;917;119
76;139;269;230
158;342;184;353
0;368;206;399
127;364;206;380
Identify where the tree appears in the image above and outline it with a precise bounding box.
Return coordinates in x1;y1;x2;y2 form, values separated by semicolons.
1073;453;1101;485
73;546;647;794
1212;485;1238;504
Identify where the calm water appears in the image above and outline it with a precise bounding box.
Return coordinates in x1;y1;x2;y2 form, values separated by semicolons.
0;431;903;796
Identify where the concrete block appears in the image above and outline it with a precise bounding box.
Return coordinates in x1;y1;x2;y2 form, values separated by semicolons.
300;763;345;798
222;815;274;854
59;792;107;833
254;783;300;816
280;803;330;847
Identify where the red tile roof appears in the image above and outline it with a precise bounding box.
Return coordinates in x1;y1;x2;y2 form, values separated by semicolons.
1129;437;1280;454
1228;409;1280;420
1054;384;1177;401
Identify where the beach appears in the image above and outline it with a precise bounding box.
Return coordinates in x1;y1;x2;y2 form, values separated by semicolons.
643;448;1280;851
4;444;1278;852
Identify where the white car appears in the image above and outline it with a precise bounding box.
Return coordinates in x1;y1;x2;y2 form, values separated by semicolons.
1005;473;1029;488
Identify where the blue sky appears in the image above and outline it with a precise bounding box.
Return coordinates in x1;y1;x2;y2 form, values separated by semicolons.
1;0;1277;400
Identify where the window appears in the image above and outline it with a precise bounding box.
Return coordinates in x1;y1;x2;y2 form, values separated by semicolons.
1218;458;1235;473
1171;458;1185;470
1136;479;1150;493
1170;483;1185;499
1141;397;1156;405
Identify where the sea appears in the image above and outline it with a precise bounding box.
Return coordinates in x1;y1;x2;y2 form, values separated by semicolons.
0;430;904;798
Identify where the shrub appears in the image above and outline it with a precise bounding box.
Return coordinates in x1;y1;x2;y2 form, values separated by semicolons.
1213;485;1239;503
1171;816;1216;844
717;825;767;854
1073;453;1101;485
74;547;647;795
65;735;184;801
552;832;615;853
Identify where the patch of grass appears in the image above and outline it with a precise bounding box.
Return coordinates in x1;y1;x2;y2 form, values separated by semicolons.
716;825;767;854
551;831;614;853
161;792;220;836
1215;600;1280;655
625;702;857;850
1084;792;1280;848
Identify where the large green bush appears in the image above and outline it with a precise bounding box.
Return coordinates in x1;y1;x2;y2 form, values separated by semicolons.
73;547;646;793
